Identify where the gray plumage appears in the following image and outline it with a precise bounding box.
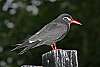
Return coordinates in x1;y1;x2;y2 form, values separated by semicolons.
11;13;75;55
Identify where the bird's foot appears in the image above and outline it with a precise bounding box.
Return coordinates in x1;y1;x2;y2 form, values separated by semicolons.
51;41;62;50
51;44;56;50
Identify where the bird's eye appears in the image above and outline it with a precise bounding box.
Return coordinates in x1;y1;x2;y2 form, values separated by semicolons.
63;17;71;21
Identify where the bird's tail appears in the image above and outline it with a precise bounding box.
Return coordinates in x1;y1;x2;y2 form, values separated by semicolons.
10;40;43;55
10;44;26;52
10;40;29;52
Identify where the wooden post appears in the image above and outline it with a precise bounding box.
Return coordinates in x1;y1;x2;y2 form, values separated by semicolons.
42;50;78;67
21;50;78;67
21;65;43;67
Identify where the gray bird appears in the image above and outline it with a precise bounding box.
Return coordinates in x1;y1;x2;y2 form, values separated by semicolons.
11;13;82;55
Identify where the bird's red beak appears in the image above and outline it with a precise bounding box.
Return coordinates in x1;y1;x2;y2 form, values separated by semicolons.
71;20;82;25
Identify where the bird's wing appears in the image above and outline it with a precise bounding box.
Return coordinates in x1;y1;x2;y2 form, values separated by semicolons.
11;23;57;52
11;23;59;54
29;22;58;41
29;22;69;43
11;40;41;52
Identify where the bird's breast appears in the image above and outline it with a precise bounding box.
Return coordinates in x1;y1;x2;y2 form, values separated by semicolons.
46;24;68;39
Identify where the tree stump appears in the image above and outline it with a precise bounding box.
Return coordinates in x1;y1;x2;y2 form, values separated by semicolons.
42;50;78;67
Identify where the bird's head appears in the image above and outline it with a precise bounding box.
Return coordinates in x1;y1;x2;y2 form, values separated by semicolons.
56;13;82;25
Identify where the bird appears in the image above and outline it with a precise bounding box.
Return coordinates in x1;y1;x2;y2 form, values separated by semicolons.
11;13;82;55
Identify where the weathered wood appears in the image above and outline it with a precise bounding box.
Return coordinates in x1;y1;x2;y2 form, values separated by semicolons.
42;50;78;67
21;65;43;67
21;50;78;67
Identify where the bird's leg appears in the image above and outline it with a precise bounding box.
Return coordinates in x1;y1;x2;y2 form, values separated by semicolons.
53;41;57;49
51;41;57;50
51;44;55;50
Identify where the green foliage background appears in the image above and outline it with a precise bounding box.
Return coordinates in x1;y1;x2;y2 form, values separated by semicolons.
0;0;98;67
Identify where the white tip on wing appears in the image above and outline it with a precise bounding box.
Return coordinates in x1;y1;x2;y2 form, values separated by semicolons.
16;44;22;45
29;39;42;43
29;40;35;43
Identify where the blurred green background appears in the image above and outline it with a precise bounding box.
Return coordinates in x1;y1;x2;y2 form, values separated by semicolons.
0;0;98;67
